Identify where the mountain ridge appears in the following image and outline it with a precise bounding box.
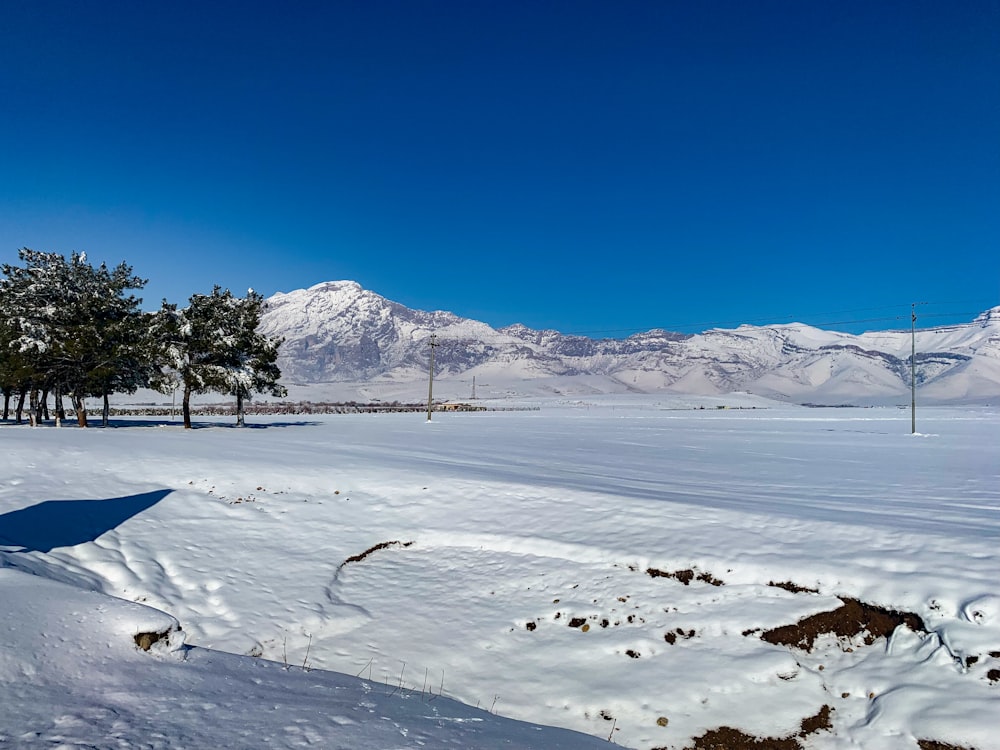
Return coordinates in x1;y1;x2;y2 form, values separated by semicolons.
257;281;1000;405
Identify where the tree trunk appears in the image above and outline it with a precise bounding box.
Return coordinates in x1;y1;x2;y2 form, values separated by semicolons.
2;388;10;420
236;391;245;427
73;392;88;428
183;387;192;429
29;389;39;427
15;388;26;424
102;392;111;427
55;387;66;425
41;388;50;421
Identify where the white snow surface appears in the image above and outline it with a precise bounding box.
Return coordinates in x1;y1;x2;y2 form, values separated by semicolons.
2;397;998;749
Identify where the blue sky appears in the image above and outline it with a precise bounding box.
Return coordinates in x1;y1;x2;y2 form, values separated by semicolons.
1;1;997;336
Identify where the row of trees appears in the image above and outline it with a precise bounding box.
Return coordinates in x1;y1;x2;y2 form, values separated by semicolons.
0;248;285;429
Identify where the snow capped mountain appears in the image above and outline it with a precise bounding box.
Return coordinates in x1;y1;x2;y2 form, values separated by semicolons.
258;281;534;382
259;284;1000;404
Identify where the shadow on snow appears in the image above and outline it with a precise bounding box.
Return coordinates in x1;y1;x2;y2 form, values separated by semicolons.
125;418;324;429
0;418;322;430
0;489;172;553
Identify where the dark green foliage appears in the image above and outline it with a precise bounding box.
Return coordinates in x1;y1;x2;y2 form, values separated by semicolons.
0;249;283;429
0;249;152;426
153;286;285;428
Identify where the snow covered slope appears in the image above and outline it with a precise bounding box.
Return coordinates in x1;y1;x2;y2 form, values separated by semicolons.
0;567;607;749
259;282;1000;404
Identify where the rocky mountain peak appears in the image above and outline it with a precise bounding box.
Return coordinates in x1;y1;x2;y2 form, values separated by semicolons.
260;283;1000;404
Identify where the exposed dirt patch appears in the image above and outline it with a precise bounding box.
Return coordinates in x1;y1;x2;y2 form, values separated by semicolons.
647;567;724;586
684;725;801;750
134;629;171;651
768;580;819;594
681;704;833;750
341;540;414;567
759;597;925;652
917;741;979;750
798;704;832;735
567;617;587;628
987;669;1000;683
664;627;696;645
697;570;725;586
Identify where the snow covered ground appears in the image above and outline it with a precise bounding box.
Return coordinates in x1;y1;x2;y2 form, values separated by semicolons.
2;396;998;749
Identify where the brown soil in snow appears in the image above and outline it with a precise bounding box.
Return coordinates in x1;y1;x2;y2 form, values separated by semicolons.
341;540;414;567
759;597;925;652
646;567;724;586
672;704;833;750
134;628;172;651
767;580;819;594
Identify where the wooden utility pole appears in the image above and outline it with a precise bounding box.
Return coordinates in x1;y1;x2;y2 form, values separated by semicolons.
426;334;438;421
911;303;916;435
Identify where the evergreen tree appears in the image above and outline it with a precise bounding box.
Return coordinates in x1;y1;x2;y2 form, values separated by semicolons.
0;250;71;425
83;301;158;427
153;287;285;429
0;310;31;421
2;249;283;430
55;255;149;426
153;292;228;430
0;249;150;427
228;289;286;427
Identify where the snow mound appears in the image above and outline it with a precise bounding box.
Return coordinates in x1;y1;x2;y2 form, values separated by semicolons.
0;567;608;749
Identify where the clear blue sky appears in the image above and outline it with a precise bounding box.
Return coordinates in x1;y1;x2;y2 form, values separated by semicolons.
1;1;997;335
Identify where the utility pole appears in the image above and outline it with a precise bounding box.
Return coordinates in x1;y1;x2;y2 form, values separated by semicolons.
911;304;916;434
910;302;927;434
471;375;476;400
426;334;438;422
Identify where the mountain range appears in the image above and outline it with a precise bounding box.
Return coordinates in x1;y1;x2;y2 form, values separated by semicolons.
257;281;1000;405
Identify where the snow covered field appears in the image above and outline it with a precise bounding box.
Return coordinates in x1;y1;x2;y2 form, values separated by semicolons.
2;396;998;749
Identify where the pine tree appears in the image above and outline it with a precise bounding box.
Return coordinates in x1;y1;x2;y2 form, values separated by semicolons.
0;311;31;421
152;291;230;430
2;250;283;430
228;289;286;427
0;249;72;425
0;249;151;427
56;255;149;426
153;287;285;429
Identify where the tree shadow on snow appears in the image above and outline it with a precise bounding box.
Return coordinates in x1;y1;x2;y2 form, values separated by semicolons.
0;489;172;553
106;418;322;430
1;419;322;430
